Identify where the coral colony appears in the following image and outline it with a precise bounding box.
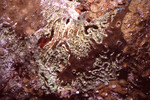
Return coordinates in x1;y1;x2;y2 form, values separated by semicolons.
0;0;150;99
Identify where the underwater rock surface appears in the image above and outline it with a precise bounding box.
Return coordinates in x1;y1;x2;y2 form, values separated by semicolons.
0;0;150;99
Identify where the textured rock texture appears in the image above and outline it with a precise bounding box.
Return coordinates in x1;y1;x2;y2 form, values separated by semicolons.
0;0;150;99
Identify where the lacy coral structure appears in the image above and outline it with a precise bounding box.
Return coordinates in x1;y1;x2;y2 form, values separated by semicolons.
0;0;150;100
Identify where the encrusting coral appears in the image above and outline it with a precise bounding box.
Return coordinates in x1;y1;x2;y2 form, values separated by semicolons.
0;0;150;99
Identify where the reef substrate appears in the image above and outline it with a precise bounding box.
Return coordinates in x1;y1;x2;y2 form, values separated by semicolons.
0;0;150;100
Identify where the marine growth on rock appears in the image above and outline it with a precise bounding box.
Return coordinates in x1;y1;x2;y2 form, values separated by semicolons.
0;0;150;99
